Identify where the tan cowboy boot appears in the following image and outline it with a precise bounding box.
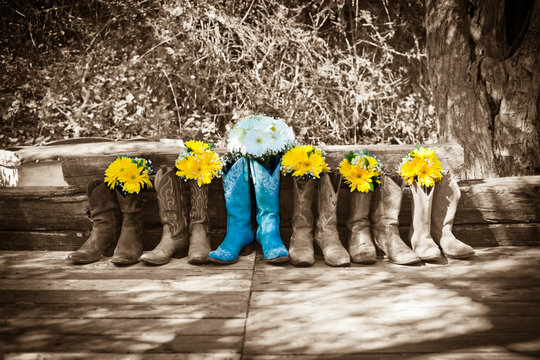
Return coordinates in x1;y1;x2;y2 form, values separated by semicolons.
188;181;212;264
408;182;442;261
67;180;121;264
431;174;474;258
111;189;144;265
347;191;377;264
289;178;316;267
139;167;189;265
314;172;350;267
371;175;420;265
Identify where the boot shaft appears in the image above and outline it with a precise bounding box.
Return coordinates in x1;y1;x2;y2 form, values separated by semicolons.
371;175;404;227
316;172;341;231
346;191;372;232
87;180;121;218
409;181;434;234
223;157;253;226
116;189;143;214
189;181;209;233
431;174;460;237
292;177;315;231
249;158;282;238
154;167;188;239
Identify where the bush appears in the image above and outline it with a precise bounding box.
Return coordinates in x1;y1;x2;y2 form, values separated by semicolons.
0;0;435;149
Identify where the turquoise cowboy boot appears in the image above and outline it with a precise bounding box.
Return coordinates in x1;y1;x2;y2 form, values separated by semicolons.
208;157;255;264
249;158;289;262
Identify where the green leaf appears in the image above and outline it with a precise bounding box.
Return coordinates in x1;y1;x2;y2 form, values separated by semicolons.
345;151;355;162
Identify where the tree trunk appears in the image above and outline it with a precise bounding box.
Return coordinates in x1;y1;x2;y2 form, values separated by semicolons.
426;0;540;179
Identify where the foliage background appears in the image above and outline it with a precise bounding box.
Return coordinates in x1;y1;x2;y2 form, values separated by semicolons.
0;0;434;149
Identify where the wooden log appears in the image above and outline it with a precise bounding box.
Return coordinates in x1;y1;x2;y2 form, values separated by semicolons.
1;141;465;188
1;176;538;231
0;221;538;252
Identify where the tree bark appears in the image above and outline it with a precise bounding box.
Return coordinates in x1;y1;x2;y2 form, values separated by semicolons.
426;0;540;178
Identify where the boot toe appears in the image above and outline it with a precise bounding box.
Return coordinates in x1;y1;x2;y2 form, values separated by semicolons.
208;248;239;264
139;253;170;266
111;255;139;265
324;250;350;267
443;246;475;259
67;251;100;264
290;248;315;267
415;247;442;261
188;254;210;265
263;246;289;262
440;239;475;259
389;252;421;265
350;253;377;264
349;246;377;264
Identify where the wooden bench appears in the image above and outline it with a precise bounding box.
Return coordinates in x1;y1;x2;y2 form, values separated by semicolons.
0;140;538;251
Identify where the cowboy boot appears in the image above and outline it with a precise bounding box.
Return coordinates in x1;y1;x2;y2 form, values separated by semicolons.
111;190;144;265
347;191;377;264
408;182;442;261
208;157;255;264
289;177;316;267
314;172;350;267
431;174;474;258
67;180;121;264
371;175;421;265
250;158;289;262
188;181;212;264
139;167;189;265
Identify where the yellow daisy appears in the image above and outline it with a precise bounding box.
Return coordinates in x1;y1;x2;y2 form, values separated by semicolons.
104;157;137;189
281;145;329;179
121;165;152;194
185;140;210;154
340;151;381;192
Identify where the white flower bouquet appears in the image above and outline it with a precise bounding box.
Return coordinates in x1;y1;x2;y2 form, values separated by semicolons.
226;114;296;168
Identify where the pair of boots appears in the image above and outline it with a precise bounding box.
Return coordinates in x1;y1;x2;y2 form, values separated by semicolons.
67;180;144;265
139;166;211;265
407;174;475;261
369;174;474;265
207;157;288;264
289;172;350;267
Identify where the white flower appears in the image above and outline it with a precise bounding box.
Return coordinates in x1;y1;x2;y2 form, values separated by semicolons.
226;114;296;159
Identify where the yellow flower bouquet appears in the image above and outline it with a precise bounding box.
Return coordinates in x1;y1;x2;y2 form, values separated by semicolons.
104;155;153;194
339;150;381;192
281;145;330;179
175;140;223;187
398;146;443;189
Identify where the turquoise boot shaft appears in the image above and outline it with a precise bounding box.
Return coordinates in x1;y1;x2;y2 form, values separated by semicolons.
250;158;289;262
208;157;254;263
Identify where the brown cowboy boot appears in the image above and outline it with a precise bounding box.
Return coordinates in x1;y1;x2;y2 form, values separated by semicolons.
408;182;442;260
314;172;350;267
139;167;189;265
289;178;316;267
111;190;144;265
431;174;474;258
347;191;377;264
371;175;420;265
67;180;121;264
188;181;212;264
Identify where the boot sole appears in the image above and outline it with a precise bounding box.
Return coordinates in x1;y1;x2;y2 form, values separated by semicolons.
111;258;139;266
444;251;475;259
265;256;289;264
67;258;100;265
139;258;170;266
207;257;239;265
188;258;209;265
290;260;315;267
324;261;350;267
